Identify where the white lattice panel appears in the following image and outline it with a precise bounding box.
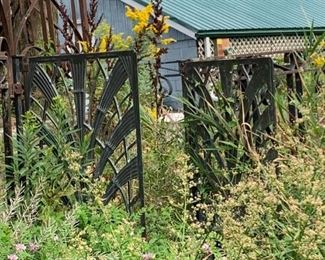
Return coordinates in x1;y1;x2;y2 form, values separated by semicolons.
229;35;306;56
197;36;305;58
197;39;205;59
209;38;215;57
197;38;215;58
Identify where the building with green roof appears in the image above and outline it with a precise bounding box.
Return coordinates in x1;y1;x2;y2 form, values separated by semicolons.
128;0;325;57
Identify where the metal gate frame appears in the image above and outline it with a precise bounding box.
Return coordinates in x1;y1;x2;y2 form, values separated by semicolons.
2;51;145;226
181;57;276;187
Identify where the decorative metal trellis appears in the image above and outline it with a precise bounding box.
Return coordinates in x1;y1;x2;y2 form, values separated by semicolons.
275;53;304;123
181;57;276;187
0;50;144;225
24;51;144;215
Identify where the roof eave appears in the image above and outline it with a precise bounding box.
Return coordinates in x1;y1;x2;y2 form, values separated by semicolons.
196;27;325;38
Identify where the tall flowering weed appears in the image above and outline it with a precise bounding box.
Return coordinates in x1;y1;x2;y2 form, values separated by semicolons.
214;81;325;259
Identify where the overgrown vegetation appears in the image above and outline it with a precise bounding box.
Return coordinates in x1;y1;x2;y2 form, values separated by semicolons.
215;75;325;258
0;1;324;259
1;56;324;258
0;66;220;259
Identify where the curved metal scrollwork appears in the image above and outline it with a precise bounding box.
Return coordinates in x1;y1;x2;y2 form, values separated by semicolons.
0;60;6;84
24;51;144;216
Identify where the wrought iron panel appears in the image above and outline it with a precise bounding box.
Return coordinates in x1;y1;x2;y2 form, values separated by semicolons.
24;51;144;215
181;57;275;187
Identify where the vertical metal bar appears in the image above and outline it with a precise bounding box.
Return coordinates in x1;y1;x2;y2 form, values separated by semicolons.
70;56;86;141
22;57;31;113
219;63;233;98
285;53;296;124
19;0;29;44
45;0;56;48
295;73;303;117
13;58;23;134
12;57;26;188
39;0;49;48
70;0;77;26
79;0;90;41
294;53;303;120
1;56;14;196
130;52;146;233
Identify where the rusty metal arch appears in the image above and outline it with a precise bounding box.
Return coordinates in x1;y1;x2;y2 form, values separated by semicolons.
13;0;40;54
0;1;13;55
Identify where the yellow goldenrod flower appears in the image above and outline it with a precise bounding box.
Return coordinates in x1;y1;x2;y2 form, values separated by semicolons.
111;34;131;50
155;47;161;56
98;37;108;52
125;6;138;20
147;44;158;57
125;4;153;23
133;21;149;34
126;36;133;45
161;38;176;45
133;24;142;34
312;54;325;69
78;41;90;53
161;23;170;34
321;40;325;49
140;4;153;22
126;4;153;33
149;106;157;121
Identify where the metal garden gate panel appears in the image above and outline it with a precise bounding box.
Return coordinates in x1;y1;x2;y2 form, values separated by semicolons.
181;57;276;187
19;51;144;218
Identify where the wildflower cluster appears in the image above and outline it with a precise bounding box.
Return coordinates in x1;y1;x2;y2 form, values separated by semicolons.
125;4;153;34
64;149;83;173
126;0;175;117
214;122;325;258
7;242;40;260
311;52;325;70
309;39;325;70
79;21;133;53
125;0;175;59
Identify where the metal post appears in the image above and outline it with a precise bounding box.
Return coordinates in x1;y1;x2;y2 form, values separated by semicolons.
204;37;212;58
79;0;90;41
285;53;297;124
39;0;49;48
45;0;56;48
70;0;77;26
0;55;14;196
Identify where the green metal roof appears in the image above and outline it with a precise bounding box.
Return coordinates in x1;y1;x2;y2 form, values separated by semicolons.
134;0;325;38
